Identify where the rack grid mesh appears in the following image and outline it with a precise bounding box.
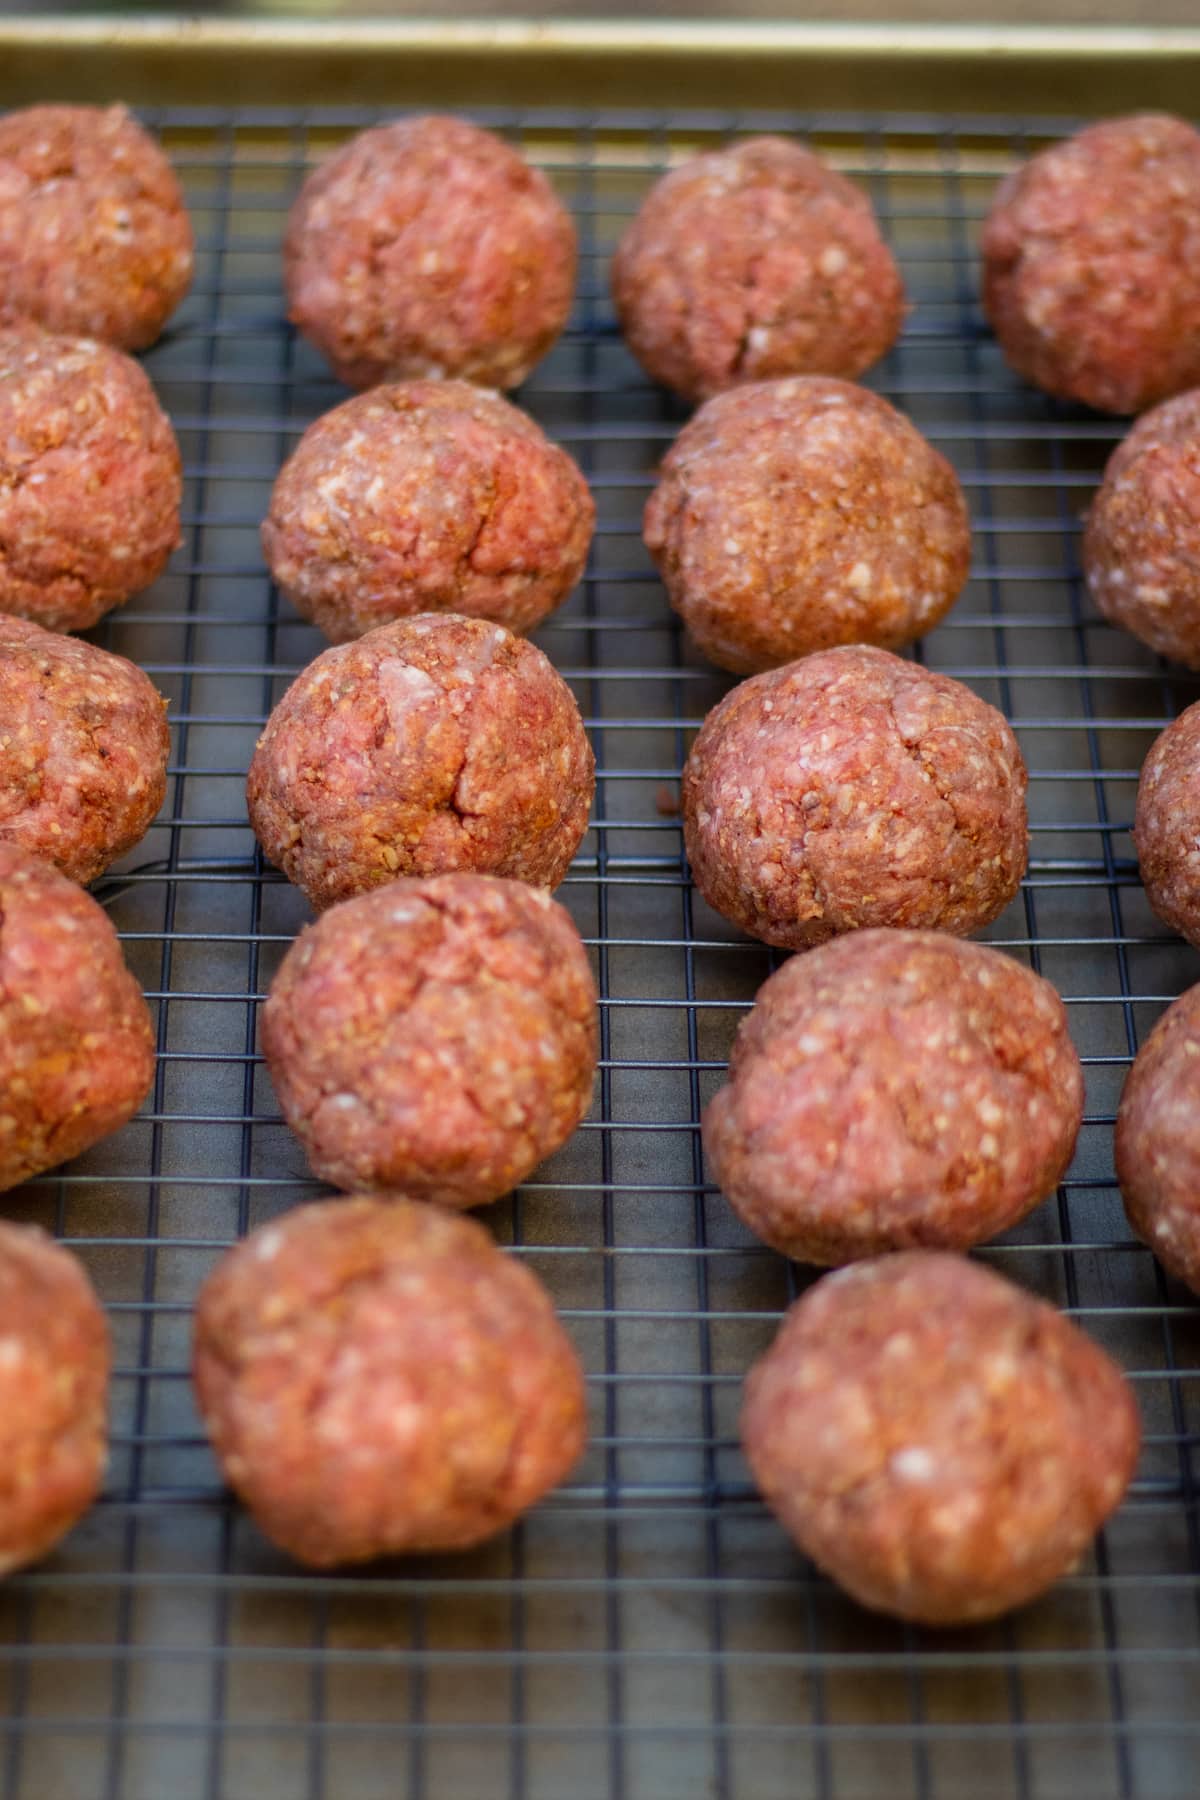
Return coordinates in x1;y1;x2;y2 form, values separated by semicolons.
0;103;1198;1800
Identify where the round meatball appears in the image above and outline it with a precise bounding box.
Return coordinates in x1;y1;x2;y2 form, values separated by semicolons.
0;846;155;1191
0;1223;109;1575
0;324;181;631
741;1252;1141;1625
1117;983;1200;1291
612;136;904;404
0;617;169;885
682;645;1028;949
982;114;1200;415
1084;388;1200;667
247;614;593;912
262;874;597;1205
193;1196;587;1567
1133;702;1200;945
285;116;576;391
263;381;594;643
705;930;1082;1264
645;378;970;673
0;104;193;351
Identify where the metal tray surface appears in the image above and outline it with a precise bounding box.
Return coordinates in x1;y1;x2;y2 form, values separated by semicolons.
5;24;1200;117
2;105;1199;1800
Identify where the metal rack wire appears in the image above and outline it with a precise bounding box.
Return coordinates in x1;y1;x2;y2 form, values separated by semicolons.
0;103;1197;1800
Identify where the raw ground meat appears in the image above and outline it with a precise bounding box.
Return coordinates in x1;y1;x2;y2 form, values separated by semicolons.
682;644;1028;949
982;114;1200;415
0;845;155;1192
192;1196;588;1567
1133;701;1200;946
612;135;904;404
741;1252;1141;1624
0;104;193;351
644;377;970;673
0;323;181;631
0;1222;109;1575
1116;982;1200;1292
262;874;598;1206
262;380;594;643
1084;387;1200;667
285;115;576;391
247;614;594;911
704;930;1082;1264
0;616;169;885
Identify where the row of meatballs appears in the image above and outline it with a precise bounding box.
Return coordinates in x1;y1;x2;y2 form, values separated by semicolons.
7;282;1200;688
10;315;1200;686
6;102;1200;419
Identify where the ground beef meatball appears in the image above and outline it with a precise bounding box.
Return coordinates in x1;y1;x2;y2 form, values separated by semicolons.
705;931;1082;1264
247;614;593;912
0;846;155;1191
193;1196;587;1567
285;116;576;392
0;104;193;351
0;617;169;885
982;114;1200;415
0;1223;109;1574
644;378;970;673
612;136;904;404
262;874;597;1205
742;1252;1140;1625
1084;388;1200;666
1117;982;1200;1291
262;381;593;643
0;324;181;631
1133;702;1200;945
682;645;1028;949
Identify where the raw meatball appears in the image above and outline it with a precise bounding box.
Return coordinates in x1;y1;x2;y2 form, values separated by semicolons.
263;380;594;643
0;617;169;885
285;115;576;391
0;324;182;631
0;1223;109;1575
1084;388;1200;667
682;645;1028;949
705;930;1082;1264
1133;702;1200;945
0;104;193;350
262;874;597;1205
644;378;970;673
192;1196;587;1566
247;614;593;912
741;1252;1141;1625
1117;982;1200;1290
612;136;904;404
982;114;1200;415
0;846;155;1191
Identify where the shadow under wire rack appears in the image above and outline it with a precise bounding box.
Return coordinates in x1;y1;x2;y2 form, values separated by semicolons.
0;103;1198;1800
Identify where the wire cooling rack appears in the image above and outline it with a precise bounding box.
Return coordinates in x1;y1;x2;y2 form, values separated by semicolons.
1;103;1199;1800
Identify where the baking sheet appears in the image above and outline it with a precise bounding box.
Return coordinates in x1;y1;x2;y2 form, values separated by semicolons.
0;105;1197;1800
